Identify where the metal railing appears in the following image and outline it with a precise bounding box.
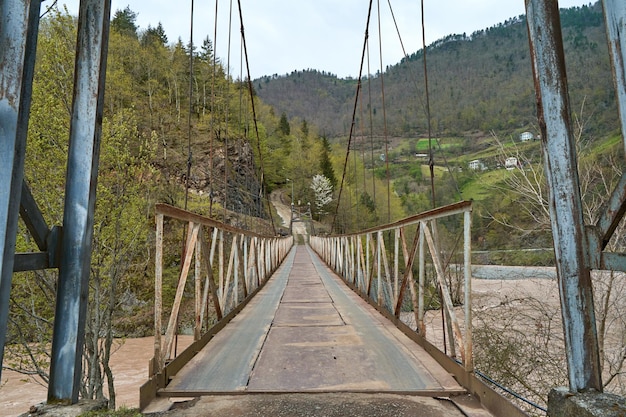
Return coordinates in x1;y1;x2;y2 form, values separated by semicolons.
310;201;473;371
148;204;292;386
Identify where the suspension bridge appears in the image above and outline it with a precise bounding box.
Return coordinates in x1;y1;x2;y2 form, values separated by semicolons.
1;0;626;416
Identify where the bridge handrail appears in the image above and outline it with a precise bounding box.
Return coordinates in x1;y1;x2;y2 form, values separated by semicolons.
324;200;472;237
156;203;278;238
310;200;473;372
151;204;293;376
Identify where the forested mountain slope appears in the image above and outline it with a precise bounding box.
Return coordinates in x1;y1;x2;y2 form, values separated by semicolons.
255;3;615;139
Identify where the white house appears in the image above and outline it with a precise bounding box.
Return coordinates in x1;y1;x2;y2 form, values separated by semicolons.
505;157;519;170
520;131;534;142
469;159;487;171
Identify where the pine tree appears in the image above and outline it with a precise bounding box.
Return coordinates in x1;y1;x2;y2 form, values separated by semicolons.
111;6;138;39
141;22;168;46
319;136;336;188
278;112;290;136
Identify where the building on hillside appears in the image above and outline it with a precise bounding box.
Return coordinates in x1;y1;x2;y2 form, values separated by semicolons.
469;159;487;171
505;156;520;170
520;131;534;142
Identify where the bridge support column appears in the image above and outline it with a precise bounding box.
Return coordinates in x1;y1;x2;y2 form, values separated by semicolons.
526;0;602;394
0;0;41;382
47;0;111;404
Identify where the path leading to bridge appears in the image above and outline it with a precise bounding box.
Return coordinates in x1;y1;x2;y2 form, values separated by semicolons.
271;189;308;236
152;245;486;416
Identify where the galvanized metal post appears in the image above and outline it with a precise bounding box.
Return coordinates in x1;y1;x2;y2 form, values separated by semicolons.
47;0;111;404
602;0;626;154
0;0;41;381
525;0;602;392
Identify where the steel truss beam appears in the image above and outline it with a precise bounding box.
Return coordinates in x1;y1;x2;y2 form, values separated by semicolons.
0;0;41;383
47;0;111;404
526;0;626;393
0;0;111;406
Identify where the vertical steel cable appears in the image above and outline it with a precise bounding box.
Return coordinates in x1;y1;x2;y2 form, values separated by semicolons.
353;125;359;229
209;0;219;217
184;0;195;211
239;36;244;138
377;0;391;223
366;39;376;207
177;0;195;359
237;0;276;234
388;0;460;200
419;0;448;355
421;0;435;209
386;0;427;117
331;0;374;233
358;89;367;203
223;0;233;220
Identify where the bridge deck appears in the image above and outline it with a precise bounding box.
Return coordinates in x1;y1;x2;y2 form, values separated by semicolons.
163;245;464;397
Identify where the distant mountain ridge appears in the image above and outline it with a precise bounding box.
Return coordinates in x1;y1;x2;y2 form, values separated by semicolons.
254;2;616;139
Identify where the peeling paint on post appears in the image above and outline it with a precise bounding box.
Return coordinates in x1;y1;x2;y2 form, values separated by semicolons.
0;0;41;382
525;0;602;392
602;0;626;156
47;0;111;404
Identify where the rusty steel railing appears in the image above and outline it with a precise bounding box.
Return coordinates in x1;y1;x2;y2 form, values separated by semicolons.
141;203;292;406
310;200;473;372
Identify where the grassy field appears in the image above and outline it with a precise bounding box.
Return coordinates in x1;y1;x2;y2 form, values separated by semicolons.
460;169;509;201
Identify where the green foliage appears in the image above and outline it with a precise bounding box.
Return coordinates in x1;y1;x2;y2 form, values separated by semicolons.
278;112;291;136
319;136;337;188
10;6;168;407
359;192;376;212
256;4;615;139
11;3;625;408
141;22;168;46
111;6;139;39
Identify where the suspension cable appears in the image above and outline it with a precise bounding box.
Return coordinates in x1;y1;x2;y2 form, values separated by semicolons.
386;0;427;119
237;0;276;235
387;1;461;200
421;0;435;209
353;120;359;228
209;0;219;217
223;0;233;220
359;88;367;207
239;36;244;137
331;0;374;233
367;38;376;207
176;0;196;359
377;0;391;223
184;0;195;211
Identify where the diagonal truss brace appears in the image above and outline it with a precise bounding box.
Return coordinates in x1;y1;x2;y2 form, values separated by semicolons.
14;180;62;272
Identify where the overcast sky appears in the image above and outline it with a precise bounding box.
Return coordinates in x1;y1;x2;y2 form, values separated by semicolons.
62;0;590;79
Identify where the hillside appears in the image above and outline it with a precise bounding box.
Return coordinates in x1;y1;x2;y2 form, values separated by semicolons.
255;3;615;139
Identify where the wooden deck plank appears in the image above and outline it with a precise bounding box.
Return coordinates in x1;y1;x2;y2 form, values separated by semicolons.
164;249;295;391
162;245;462;395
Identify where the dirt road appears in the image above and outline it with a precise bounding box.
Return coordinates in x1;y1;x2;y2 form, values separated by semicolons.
270;189;307;236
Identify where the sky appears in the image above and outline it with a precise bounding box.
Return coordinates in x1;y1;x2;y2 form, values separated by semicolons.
61;0;590;79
